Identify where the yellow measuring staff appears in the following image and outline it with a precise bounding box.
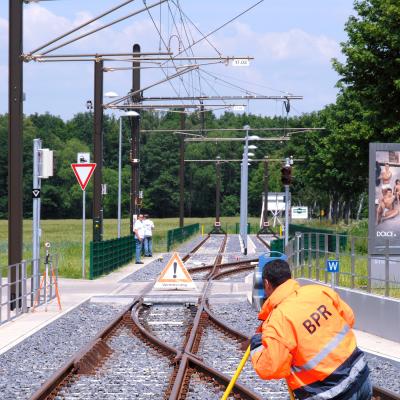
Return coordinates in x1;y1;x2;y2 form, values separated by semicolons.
221;346;250;400
220;346;295;400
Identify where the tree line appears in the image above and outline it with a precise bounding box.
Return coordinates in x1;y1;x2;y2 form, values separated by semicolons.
0;0;398;224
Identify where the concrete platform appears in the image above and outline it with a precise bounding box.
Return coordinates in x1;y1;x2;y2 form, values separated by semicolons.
0;256;158;355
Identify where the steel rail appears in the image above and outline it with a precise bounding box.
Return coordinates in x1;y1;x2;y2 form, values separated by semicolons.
188;258;258;273
256;233;273;249
29;235;209;400
169;235;228;398
29;295;147;400
372;387;400;400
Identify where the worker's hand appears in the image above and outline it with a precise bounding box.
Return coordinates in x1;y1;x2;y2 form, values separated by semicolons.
240;339;250;351
250;333;262;351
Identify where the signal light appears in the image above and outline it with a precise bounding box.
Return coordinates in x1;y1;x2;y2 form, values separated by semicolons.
281;166;292;185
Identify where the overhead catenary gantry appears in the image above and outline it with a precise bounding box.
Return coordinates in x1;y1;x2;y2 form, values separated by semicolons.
8;0;292;301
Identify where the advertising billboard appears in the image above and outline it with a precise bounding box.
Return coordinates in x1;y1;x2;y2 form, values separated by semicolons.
369;143;400;254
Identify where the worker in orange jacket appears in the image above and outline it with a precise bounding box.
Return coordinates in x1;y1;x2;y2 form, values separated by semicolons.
250;259;372;400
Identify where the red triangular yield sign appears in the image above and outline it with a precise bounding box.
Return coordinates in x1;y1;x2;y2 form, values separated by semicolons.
71;163;96;190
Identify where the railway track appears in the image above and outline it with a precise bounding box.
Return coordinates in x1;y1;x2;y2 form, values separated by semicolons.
30;234;400;400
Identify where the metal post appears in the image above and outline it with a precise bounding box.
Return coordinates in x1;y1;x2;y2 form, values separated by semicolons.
350;237;355;289
117;117;122;238
296;233;300;268
308;232;312;278
21;260;27;313
284;185;290;246
93;59;104;242
335;233;340;286
316;233;320;281
44;248;49;312
179;110;185;228
200;102;205;134
385;239;390;297
216;157;221;226
324;234;329;283
240;125;249;255
82;190;86;279
263;157;269;226
130;43;141;233
32;139;42;292
9;0;24;310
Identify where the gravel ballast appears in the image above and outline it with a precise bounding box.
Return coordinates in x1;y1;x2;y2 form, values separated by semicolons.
0;302;124;400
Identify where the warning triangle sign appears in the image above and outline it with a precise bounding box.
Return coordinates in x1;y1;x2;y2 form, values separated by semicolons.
154;252;197;290
71;163;96;191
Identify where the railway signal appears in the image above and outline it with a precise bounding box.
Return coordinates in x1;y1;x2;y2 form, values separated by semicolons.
281;165;292;186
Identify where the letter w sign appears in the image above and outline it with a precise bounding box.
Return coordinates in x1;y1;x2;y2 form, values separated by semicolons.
326;260;340;273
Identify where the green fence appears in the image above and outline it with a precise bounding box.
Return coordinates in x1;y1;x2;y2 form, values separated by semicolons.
167;223;200;252
235;222;252;235
270;238;285;253
90;235;135;279
289;224;347;251
270;224;348;256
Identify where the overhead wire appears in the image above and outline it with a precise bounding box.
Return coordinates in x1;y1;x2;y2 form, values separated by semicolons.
167;0;264;60
142;5;187;105
36;0;167;56
28;0;138;55
143;0;192;103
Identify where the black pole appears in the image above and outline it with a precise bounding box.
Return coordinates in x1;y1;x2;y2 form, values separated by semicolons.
8;0;23;309
93;59;103;242
130;43;141;233
200;102;205;134
179;110;185;228
216;158;221;225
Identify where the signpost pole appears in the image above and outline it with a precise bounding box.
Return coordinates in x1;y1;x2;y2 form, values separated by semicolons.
82;189;86;279
32;139;42;291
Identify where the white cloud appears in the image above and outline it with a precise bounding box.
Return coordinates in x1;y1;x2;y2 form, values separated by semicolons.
213;22;341;64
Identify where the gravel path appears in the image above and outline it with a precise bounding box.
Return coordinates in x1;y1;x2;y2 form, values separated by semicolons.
54;325;172;399
249;234;271;253
121;235;211;283
138;304;196;351
186;370;227;399
223;235;243;263
121;255;172;282
185;235;225;269
0;302;124;400
209;298;400;395
198;323;289;399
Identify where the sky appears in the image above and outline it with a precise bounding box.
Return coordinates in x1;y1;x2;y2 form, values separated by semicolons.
0;0;355;120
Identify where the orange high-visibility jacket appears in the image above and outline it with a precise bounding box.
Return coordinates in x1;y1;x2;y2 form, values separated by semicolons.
251;279;369;400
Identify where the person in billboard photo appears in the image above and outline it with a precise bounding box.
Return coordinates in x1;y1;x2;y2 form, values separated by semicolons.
375;151;400;229
376;188;399;224
378;162;392;189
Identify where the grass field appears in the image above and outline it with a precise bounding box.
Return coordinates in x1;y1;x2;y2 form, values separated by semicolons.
0;217;261;278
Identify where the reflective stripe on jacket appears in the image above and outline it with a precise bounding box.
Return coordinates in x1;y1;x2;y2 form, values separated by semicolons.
251;279;370;399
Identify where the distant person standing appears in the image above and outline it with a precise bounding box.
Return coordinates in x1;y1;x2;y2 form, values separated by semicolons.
133;214;144;264
143;214;155;257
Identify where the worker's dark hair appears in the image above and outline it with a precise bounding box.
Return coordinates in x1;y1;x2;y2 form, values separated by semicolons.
262;259;291;288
